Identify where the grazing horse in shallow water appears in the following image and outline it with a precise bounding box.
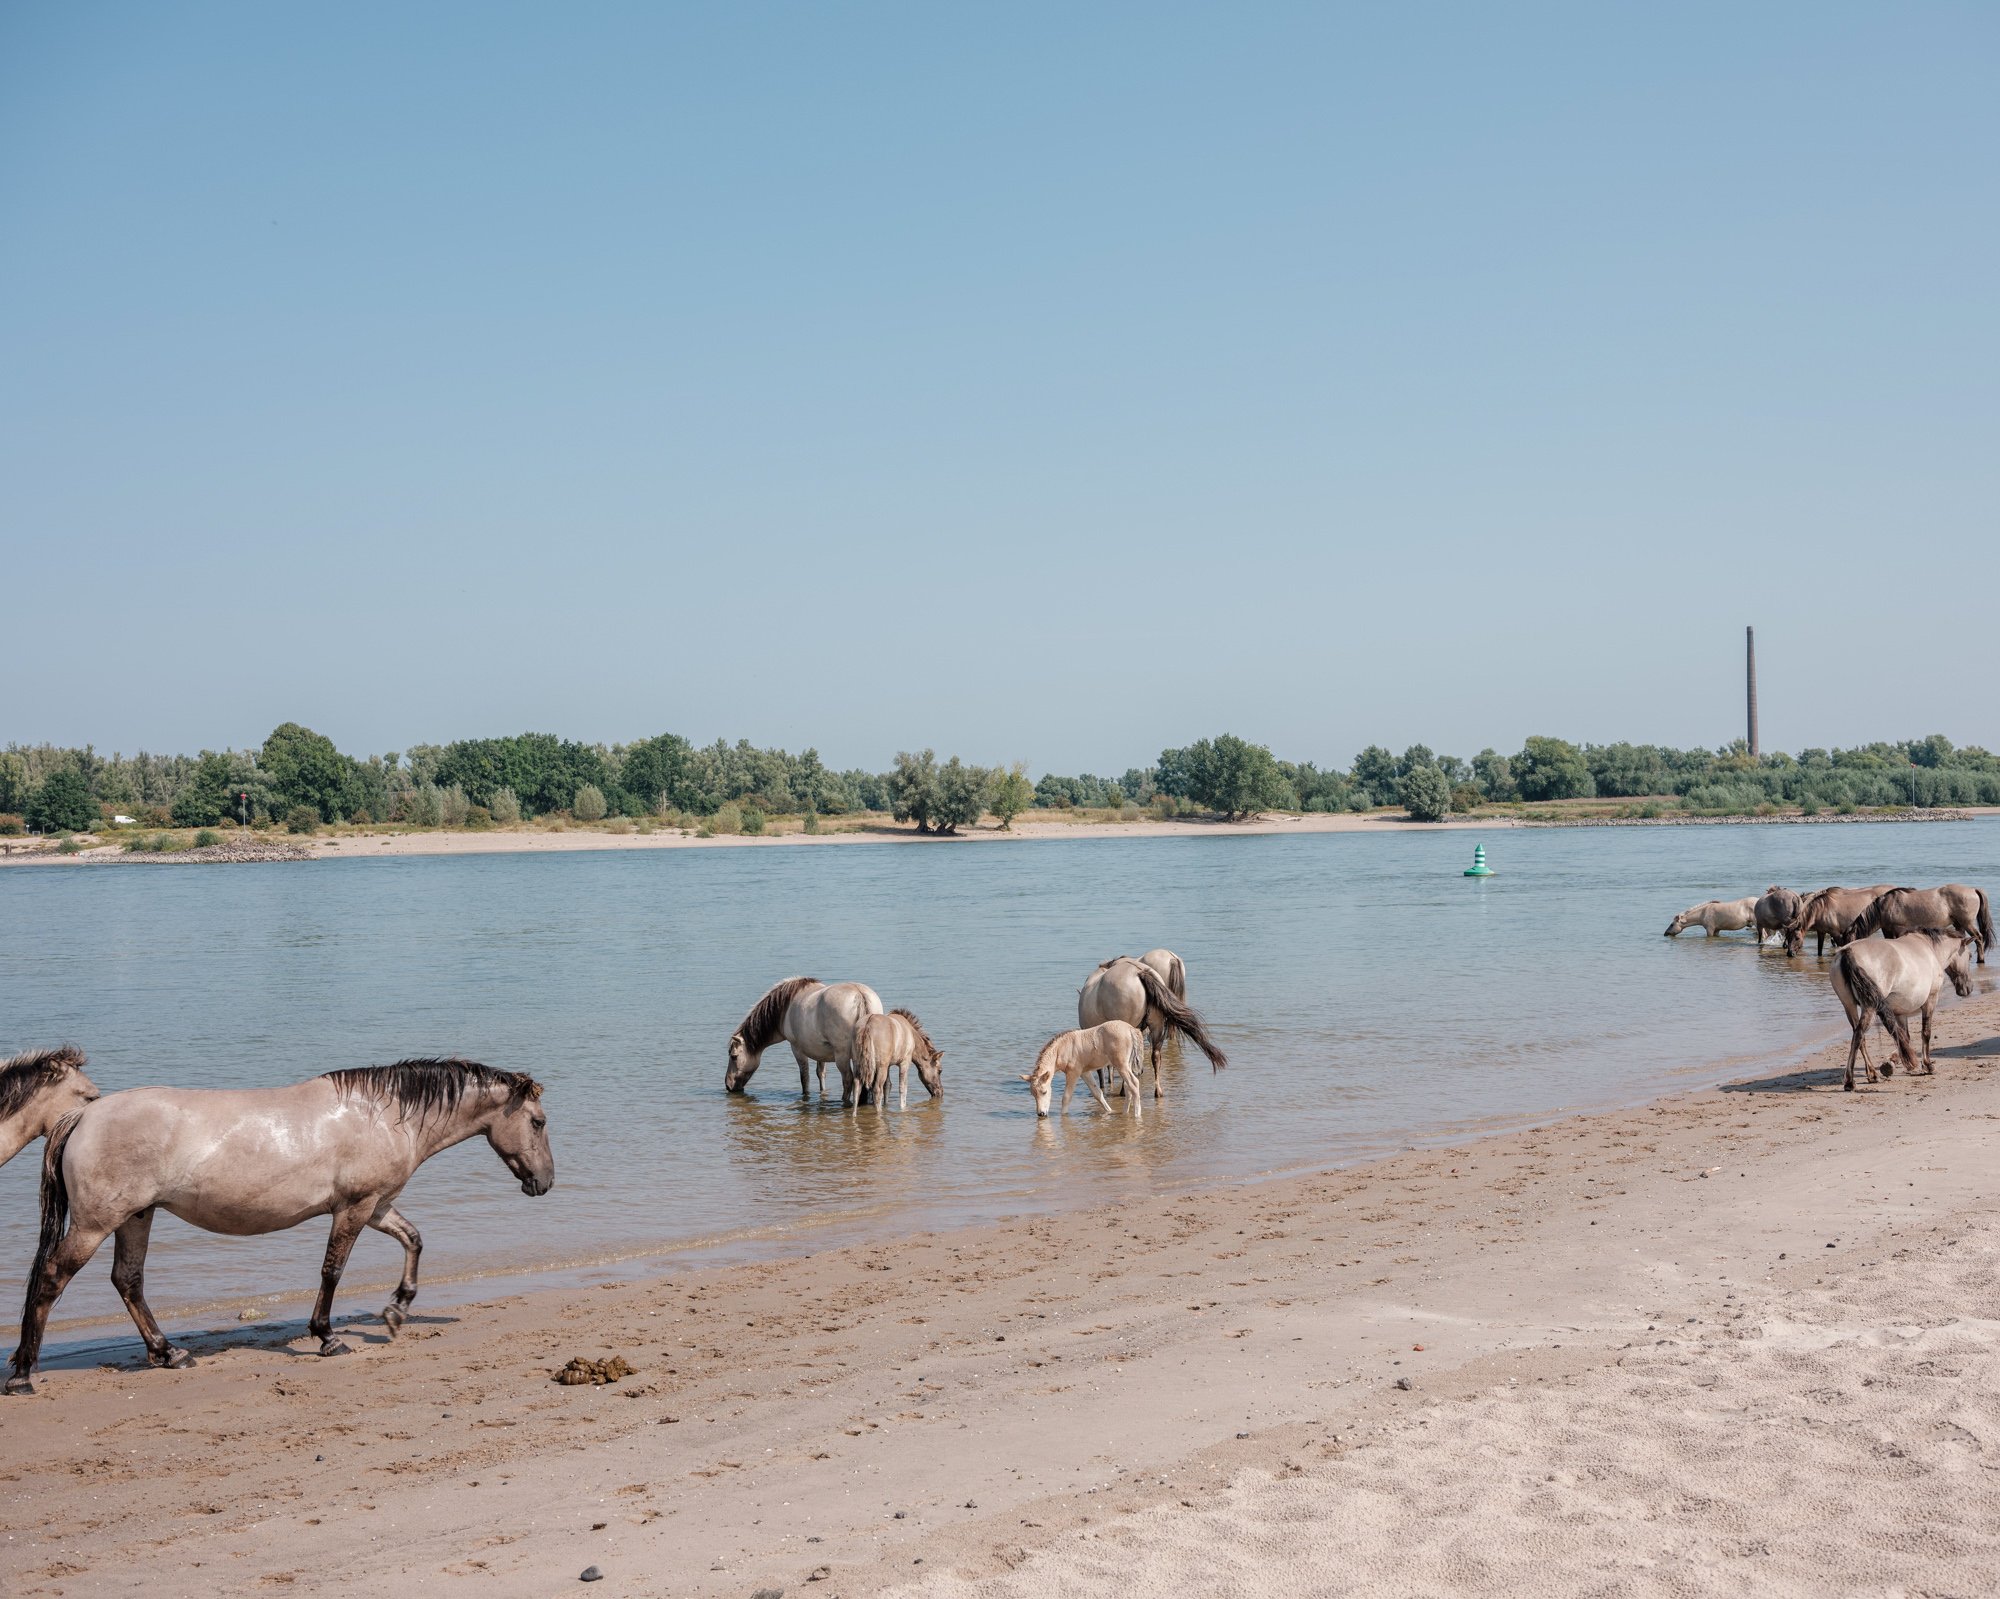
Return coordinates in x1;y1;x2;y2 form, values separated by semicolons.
1078;953;1226;1093
854;1009;943;1109
7;1058;552;1394
1754;887;1802;948
0;1045;99;1170
1021;1022;1146;1117
1663;898;1758;938
1783;886;1897;957
1830;931;1975;1091
724;977;884;1102
1841;885;1992;965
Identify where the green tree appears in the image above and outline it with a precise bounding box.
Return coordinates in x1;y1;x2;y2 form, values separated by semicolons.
27;766;96;832
933;757;995;834
1472;748;1517;801
1187;734;1290;819
889;749;943;832
990;763;1034;829
1400;762;1452;822
170;751;237;827
489;786;521;825
261;723;351;821
1514;736;1595;801
1351;745;1398;806
574;783;608;821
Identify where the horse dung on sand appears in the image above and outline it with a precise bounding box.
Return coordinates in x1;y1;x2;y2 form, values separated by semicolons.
7;1057;552;1396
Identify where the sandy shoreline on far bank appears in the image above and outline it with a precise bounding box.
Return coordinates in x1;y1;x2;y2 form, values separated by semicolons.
4;985;1999;1596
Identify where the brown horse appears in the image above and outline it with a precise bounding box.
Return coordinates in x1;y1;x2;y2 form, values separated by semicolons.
1841;885;1992;965
0;1046;100;1170
1830;931;1975;1090
7;1058;552;1395
1753;886;1802;948
1078;955;1226;1092
853;1009;943;1109
1782;885;1897;957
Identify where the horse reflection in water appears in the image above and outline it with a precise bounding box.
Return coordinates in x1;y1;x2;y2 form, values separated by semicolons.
7;1058;553;1396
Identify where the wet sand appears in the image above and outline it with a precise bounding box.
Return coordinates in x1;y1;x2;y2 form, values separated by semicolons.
4;995;1999;1597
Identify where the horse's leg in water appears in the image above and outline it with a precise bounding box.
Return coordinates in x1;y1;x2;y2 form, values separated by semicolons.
1086;1069;1115;1113
1121;1042;1144;1119
1059;1070;1079;1115
308;1204;372;1356
898;1059;909;1111
6;1220;115;1393
793;1046;813;1097
369;1203;423;1334
1150;1024;1166;1096
110;1208;190;1370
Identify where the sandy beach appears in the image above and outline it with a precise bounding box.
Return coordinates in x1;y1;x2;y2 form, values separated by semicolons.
4;986;1997;1597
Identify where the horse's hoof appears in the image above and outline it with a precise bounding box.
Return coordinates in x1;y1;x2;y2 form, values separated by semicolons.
381;1306;406;1337
163;1346;193;1370
3;1374;33;1397
318;1337;353;1358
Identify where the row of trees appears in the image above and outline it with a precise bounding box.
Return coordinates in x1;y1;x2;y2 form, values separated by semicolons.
7;726;1999;834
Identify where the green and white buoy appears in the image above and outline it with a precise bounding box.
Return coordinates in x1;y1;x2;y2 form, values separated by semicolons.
1464;843;1493;877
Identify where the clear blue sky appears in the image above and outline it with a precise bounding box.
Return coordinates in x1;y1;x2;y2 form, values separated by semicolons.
4;3;1994;772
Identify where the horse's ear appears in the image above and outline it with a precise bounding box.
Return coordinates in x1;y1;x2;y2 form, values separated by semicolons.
1018;1072;1032;1081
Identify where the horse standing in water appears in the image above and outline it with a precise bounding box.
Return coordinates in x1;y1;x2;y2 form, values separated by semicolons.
852;1010;943;1109
0;1045;99;1170
1754;887;1802;947
1841;885;1993;965
1783;885;1897;957
1829;931;1975;1090
1663;898;1758;938
1078;952;1226;1094
723;977;884;1103
1021;1021;1147;1117
7;1058;552;1395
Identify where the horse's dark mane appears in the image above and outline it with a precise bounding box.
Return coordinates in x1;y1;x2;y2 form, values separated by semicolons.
888;1006;939;1059
0;1044;86;1122
323;1057;542;1124
735;977;819;1053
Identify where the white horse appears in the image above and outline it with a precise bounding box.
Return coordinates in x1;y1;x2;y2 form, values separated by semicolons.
1829;931;1975;1091
724;976;885;1103
853;1009;943;1109
1020;1021;1146;1118
1663;897;1758;938
8;1058;552;1394
1078;951;1225;1094
0;1045;100;1170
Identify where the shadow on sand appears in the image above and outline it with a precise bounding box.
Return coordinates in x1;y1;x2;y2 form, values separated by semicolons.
36;1310;458;1377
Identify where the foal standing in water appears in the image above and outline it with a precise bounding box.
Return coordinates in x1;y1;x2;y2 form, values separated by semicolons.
8;1058;552;1395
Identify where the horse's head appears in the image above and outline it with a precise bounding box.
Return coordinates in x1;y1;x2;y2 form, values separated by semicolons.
916;1045;943;1098
1946;936;1976;998
487;1086;554;1196
1664;911;1689;937
1020;1067;1052;1117
724;1032;759;1093
62;1064;102;1119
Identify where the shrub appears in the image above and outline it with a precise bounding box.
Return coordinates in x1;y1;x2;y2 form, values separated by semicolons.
990;764;1035;830
712;801;744;835
1152;794;1183;820
0;814;22;836
740;806;766;836
215;816;238;829
441;784;470;827
285;805;320;835
1799;797;1820;817
1449;784;1484;813
574;784;607;822
464;804;493;829
55;836;82;855
403;783;445;827
1401;763;1452;822
194;829;221;848
1119;801;1141;822
802;808;821;835
489;786;521;825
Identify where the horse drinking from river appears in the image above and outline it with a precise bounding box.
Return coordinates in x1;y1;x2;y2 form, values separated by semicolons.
1782;885;1897;957
1841;885;1992;965
1829;931;1975;1091
1077;952;1226;1094
724;976;885;1103
7;1057;552;1395
1021;1021;1147;1117
854;1009;943;1109
1663;898;1758;939
0;1045;99;1170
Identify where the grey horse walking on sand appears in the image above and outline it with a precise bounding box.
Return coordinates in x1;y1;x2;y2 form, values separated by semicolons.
7;1058;553;1395
1078;951;1226;1094
0;1045;99;1170
1829;931;1975;1091
723;977;885;1103
1841;885;1992;965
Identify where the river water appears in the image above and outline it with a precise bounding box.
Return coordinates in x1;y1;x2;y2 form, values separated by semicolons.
3;819;1995;1330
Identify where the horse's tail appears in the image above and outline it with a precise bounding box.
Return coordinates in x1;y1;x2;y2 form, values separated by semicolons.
1977;888;1994;954
1135;965;1227;1071
12;1110;81;1383
1838;951;1914;1070
1840;894;1887;947
1165;951;1187;1000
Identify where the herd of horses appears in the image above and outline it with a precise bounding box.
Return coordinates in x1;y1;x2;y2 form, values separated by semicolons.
1664;880;1993;1092
4;869;1990;1399
0;948;1225;1395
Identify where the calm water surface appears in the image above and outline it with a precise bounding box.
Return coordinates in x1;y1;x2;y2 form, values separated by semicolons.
4;820;1996;1329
